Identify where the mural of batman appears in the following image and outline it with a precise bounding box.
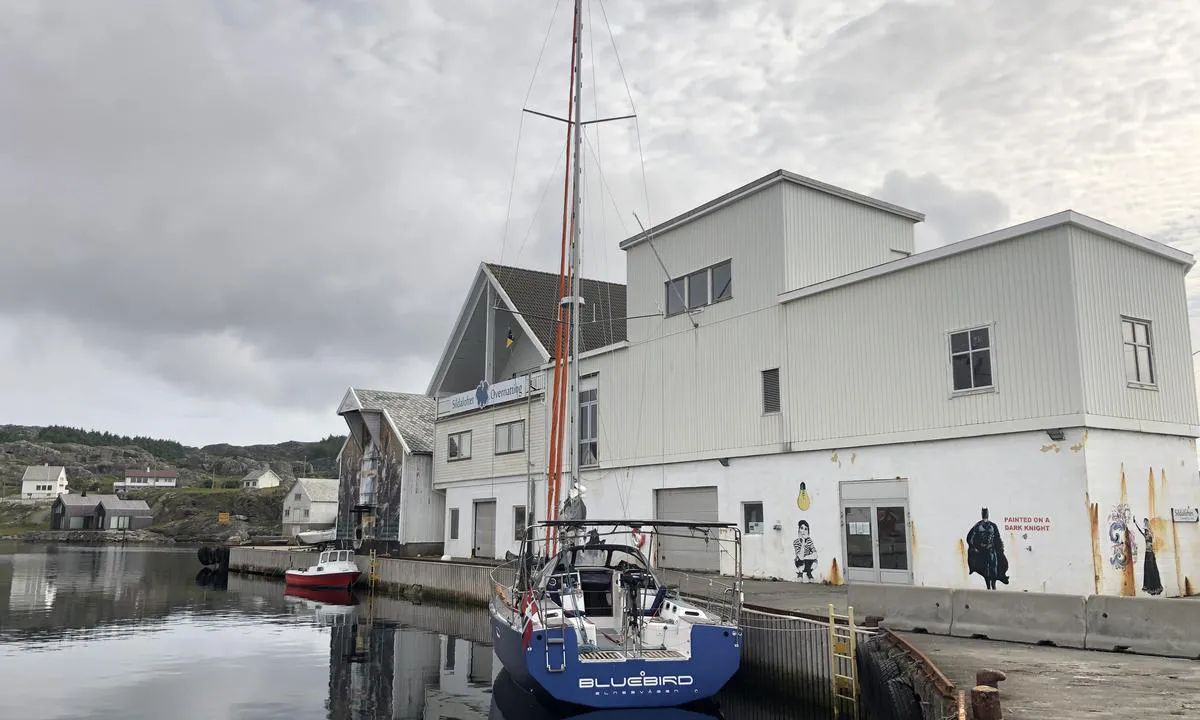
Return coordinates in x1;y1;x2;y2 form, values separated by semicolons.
966;507;1010;590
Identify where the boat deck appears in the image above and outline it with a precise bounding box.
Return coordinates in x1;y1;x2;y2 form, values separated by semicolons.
578;648;687;662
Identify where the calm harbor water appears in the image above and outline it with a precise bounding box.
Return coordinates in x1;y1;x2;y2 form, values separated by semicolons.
0;544;820;719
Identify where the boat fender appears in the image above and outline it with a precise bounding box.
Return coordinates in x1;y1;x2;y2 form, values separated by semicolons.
631;529;647;548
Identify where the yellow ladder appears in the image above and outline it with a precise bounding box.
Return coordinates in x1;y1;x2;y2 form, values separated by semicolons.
367;549;380;590
828;603;860;717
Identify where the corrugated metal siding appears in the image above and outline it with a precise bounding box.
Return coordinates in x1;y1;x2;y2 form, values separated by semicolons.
780;182;916;291
625;184;784;346
1068;227;1200;425
582;306;788;465
783;228;1082;441
432;397;547;486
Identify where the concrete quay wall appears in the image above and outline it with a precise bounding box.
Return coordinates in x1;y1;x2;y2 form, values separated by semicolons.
229;547;503;606
848;582;1200;659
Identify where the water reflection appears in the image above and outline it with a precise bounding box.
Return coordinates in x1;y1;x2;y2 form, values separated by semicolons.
0;544;819;719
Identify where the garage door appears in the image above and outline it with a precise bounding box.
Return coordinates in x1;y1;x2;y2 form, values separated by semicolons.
654;487;720;572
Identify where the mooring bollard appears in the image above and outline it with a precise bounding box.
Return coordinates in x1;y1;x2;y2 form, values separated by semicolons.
976;668;1007;688
971;685;1002;720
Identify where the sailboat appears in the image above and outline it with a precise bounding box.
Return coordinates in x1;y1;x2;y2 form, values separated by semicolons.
488;1;745;709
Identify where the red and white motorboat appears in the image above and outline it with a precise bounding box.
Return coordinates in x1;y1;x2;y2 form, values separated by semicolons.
284;548;362;589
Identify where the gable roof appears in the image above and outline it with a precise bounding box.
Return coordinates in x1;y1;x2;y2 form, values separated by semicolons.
22;466;65;482
56;493;116;509
241;468;277;482
619;168;926;250
97;497;153;515
339;388;435;454
296;477;339;503
485;263;627;355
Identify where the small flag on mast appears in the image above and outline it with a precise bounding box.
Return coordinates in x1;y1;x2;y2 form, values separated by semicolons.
505;328;514;349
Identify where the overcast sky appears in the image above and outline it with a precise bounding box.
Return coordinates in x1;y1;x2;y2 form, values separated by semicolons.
1;0;1199;447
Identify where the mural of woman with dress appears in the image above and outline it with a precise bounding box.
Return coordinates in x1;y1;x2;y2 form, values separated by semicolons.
966;507;1010;590
1130;516;1164;596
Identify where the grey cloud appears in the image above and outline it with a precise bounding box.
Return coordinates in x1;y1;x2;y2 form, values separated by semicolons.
873;170;1010;250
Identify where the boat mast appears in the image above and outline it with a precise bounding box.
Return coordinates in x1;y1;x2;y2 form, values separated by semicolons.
565;0;585;534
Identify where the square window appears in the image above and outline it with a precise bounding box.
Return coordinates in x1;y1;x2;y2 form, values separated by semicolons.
448;431;472;461
949;327;994;392
1121;317;1154;386
743;502;764;535
513;505;527;541
711;261;732;301
687;269;709;309
665;278;686;316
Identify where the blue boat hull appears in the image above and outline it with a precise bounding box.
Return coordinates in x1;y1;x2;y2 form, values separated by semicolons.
489;599;742;709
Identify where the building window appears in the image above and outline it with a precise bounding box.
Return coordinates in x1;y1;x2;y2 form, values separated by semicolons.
743;502;764;535
495;420;525;455
113;515;130;530
665;259;732;316
579;388;598;467
949;326;993;392
1122;317;1154;387
294;492;301;500
449;508;460;540
284;509;290;518
762;368;780;414
448;431;472;461
513;505;527;541
303;509;310;518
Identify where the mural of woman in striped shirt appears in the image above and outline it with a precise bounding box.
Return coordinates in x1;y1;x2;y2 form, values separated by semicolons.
793;520;818;582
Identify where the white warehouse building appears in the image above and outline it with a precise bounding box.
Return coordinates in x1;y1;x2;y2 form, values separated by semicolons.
425;169;1200;599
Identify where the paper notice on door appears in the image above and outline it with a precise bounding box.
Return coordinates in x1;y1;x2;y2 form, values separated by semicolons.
848;521;871;536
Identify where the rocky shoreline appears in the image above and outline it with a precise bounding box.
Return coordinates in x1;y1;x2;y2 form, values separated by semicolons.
2;529;177;544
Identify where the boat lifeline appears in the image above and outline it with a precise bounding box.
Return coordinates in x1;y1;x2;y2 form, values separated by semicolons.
489;520;744;709
285;548;362;590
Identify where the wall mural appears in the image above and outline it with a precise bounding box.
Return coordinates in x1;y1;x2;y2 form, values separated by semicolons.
796;481;811;511
965;507;1010;590
1107;504;1163;596
793;520;818;582
1107;504;1138;570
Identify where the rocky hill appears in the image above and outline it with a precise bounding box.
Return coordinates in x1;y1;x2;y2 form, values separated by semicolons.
0;424;346;493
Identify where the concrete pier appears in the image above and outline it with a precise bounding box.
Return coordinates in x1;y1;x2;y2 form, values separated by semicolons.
226;548;1200;717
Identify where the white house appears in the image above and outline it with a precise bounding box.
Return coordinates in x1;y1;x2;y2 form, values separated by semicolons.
334;387;444;556
282;477;340;536
426;168;1200;599
114;467;178;491
20;464;69;499
242;468;282;489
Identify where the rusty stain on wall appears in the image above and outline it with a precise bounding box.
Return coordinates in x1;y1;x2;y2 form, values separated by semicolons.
850;452;857;465
1039;443;1060;453
1087;495;1103;595
1069;430;1088;453
1186;577;1195;596
957;537;969;584
909;520;919;567
827;558;843;586
830;450;841;468
1148;468;1167;555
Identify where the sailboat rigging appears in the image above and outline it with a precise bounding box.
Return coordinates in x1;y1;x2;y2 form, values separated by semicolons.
490;1;745;709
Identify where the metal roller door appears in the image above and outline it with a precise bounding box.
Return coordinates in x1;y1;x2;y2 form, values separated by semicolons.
654;487;720;572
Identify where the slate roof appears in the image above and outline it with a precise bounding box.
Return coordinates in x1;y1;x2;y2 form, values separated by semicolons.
296;477;339;503
125;468;178;478
22;466;65;482
348;389;436;454
485;263;627;356
97;497;153;516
